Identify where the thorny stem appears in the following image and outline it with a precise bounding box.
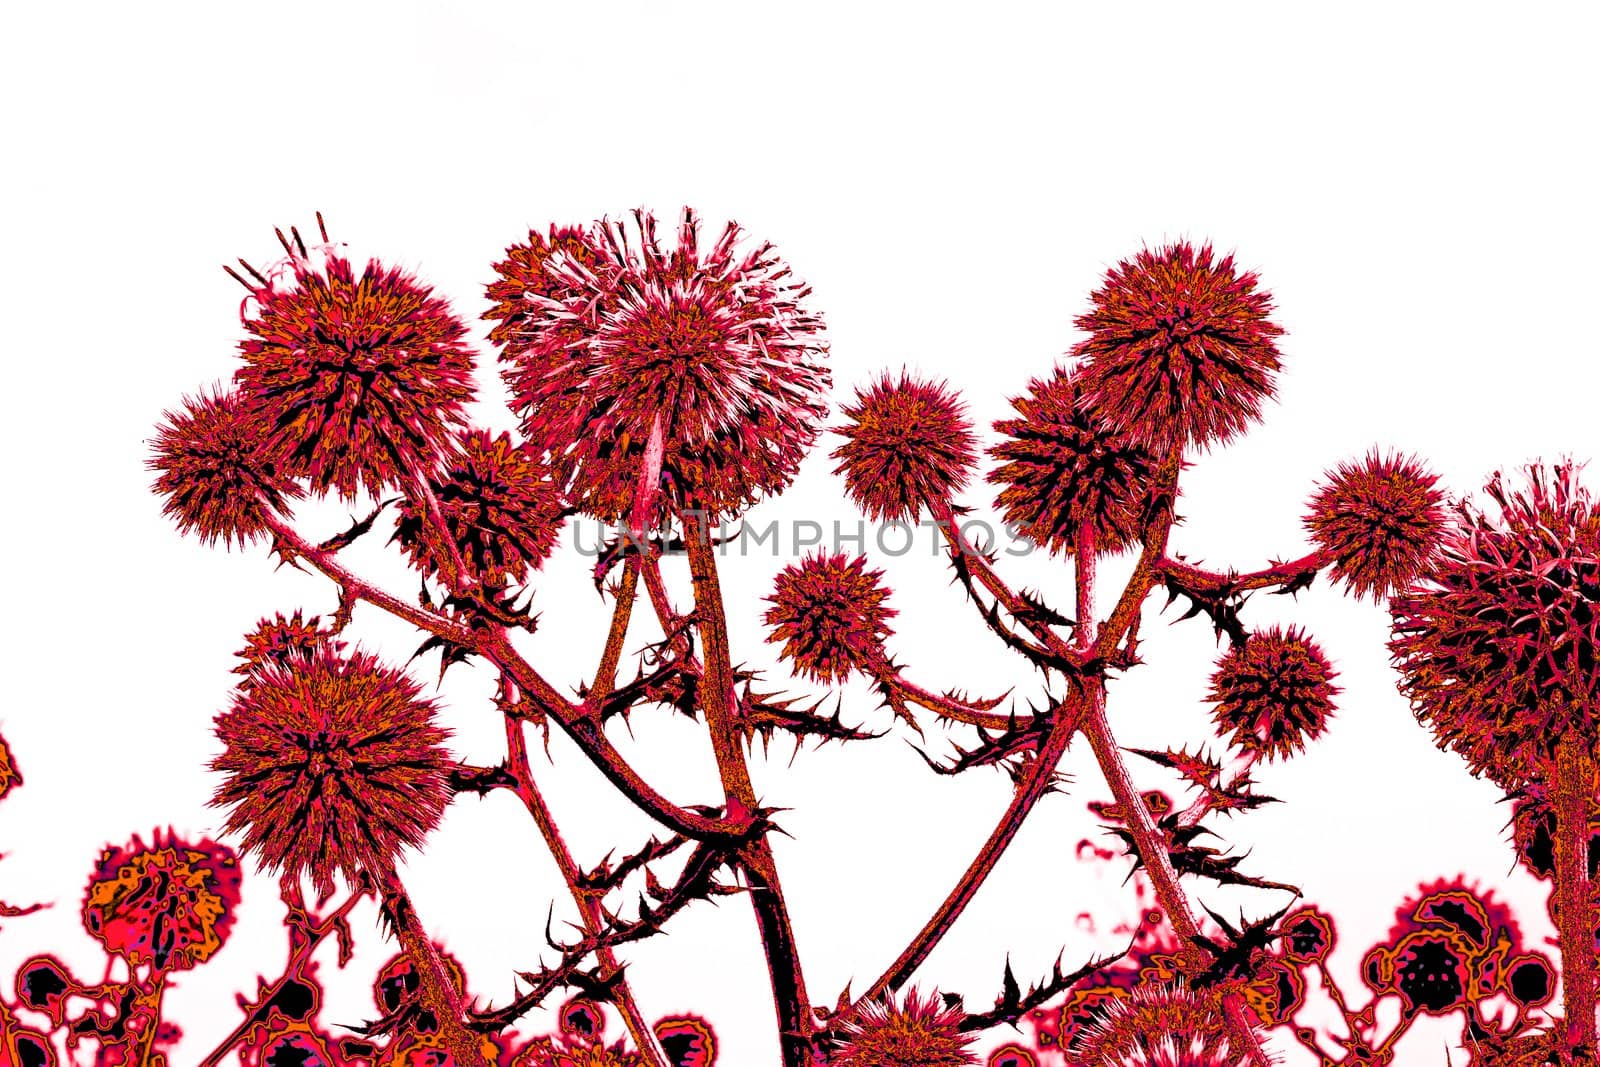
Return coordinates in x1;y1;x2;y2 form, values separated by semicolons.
368;860;488;1067
874;668;1016;731
503;714;672;1067
679;509;814;1067
1554;737;1597;1060
261;509;748;843
844;689;1088;1014
1157;549;1333;597
589;557;641;706
1069;472;1274;1067
199;882;370;1067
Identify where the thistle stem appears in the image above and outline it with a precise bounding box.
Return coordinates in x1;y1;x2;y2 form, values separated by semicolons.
504;715;672;1067
368;861;488;1066
1554;737;1597;1058
680;510;814;1067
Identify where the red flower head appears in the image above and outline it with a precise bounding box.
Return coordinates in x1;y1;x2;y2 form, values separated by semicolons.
831;988;977;1067
232;222;477;502
989;365;1156;556
1073;242;1283;455
488;208;830;523
149;385;303;548
832;372;978;523
210;647;454;896
1305;450;1448;601
1206;626;1339;762
1389;461;1600;785
82;829;242;972
233;611;345;683
1066;981;1234;1067
764;552;895;684
393;429;567;588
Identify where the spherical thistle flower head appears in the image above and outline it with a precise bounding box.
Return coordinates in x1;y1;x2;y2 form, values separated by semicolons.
82;829;242;972
988;365;1156;556
149;384;303;548
1277;906;1337;966
1305;449;1449;601
763;552;895;685
831;372;978;523
831;988;977;1067
490;208;830;523
1207;626;1339;763
393;429;567;588
210;647;454;896
1073;242;1283;456
233;225;477;502
1067;981;1234;1067
233;611;345;684
1388;461;1600;785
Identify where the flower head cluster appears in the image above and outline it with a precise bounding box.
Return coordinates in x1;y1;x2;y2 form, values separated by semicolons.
832;372;977;523
210;647;454;895
149;386;303;547
1073;242;1283;455
764;552;895;684
487;208;830;523
233;611;344;683
1206;626;1339;762
233;231;477;501
989;365;1155;556
1305;450;1448;601
1389;462;1600;785
393;429;566;587
81;830;242;972
830;989;976;1067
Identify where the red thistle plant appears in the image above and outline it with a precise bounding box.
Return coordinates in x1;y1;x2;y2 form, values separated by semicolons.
392;428;567;588
989;364;1155;556
1304;449;1449;601
832;372;978;523
1390;461;1600;1057
488;208;830;523
1206;626;1339;764
230;218;478;502
829;989;976;1067
148;384;302;547
764;551;895;684
119;213;1562;1067
1073;242;1283;456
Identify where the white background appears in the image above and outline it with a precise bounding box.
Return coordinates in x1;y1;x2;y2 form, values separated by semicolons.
4;4;1598;1064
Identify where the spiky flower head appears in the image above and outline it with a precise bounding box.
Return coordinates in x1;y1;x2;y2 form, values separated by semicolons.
1305;450;1448;601
82;829;242;972
832;372;978;523
1207;626;1339;762
488;208;829;523
233;611;345;683
232;223;477;502
393;429;566;588
764;552;895;684
1065;981;1235;1067
149;385;303;547
1277;906;1336;966
1073;242;1283;455
989;365;1156;556
210;647;454;896
1389;461;1600;785
830;989;977;1067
